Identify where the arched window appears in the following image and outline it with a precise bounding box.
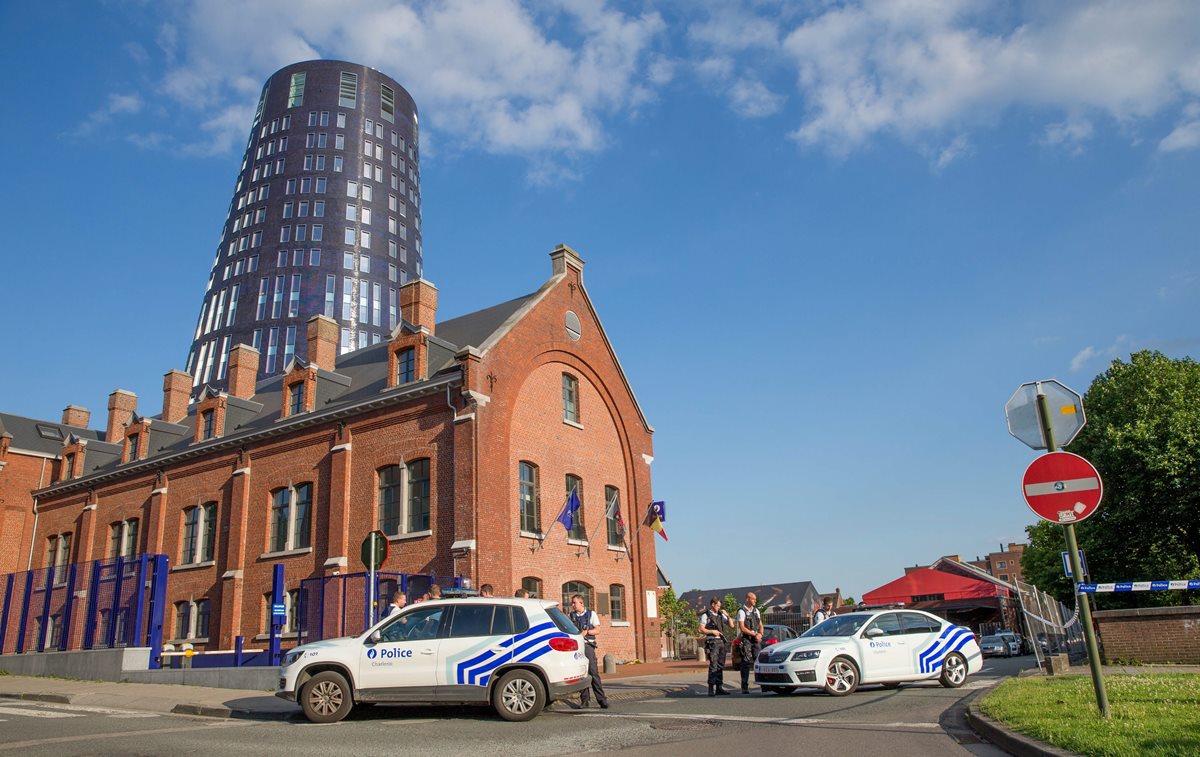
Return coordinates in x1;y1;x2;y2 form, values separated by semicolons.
521;576;542;599
565;474;585;541
562;580;594;612
519;462;540;534
605;486;624;547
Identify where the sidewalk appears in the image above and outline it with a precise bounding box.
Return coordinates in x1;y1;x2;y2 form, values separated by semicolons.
0;663;699;721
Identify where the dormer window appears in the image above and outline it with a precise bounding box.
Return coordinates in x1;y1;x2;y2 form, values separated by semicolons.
201;410;215;440
64;453;76;480
126;433;140;463
396;348;415;384
288;383;304;416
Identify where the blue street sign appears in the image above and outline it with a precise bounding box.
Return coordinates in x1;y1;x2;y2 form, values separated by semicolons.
1061;550;1088;578
272;603;286;618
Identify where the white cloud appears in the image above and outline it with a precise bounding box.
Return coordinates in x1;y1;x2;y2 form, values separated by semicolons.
1159;102;1200;151
772;1;1200;155
126;0;665;171
934;134;972;170
1041;118;1094;155
1070;346;1098;372
68;93;144;137
728;79;784;118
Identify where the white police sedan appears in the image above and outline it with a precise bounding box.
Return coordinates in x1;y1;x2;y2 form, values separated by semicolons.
754;609;982;696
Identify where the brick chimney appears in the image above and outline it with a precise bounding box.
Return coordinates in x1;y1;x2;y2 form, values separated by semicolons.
61;405;91;429
400;279;438;335
307;314;338;372
106;390;137;443
228;344;260;400
162;370;192;424
550;243;585;276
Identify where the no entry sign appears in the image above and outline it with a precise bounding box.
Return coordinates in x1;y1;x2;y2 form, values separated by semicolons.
1022;451;1103;524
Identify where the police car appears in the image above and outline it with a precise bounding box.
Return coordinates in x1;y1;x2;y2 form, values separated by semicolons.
753;609;982;696
277;598;590;722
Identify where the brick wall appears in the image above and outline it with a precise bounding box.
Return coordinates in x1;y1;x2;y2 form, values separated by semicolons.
1094;606;1200;664
0;451;54;575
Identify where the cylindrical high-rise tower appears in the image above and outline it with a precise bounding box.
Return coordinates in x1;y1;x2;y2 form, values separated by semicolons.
185;60;422;395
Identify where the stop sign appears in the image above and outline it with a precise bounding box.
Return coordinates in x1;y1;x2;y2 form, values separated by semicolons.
1022;452;1103;524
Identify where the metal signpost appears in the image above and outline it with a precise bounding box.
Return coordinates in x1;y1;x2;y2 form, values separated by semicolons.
361;531;389;626
1007;380;1110;719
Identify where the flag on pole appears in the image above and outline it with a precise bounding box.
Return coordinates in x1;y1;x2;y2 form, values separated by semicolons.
606;491;626;541
555;488;582;533
643;500;668;541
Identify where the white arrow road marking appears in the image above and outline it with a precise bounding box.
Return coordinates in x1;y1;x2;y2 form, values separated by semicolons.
1025;477;1098;497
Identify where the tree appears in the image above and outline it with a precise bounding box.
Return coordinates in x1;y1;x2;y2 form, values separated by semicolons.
1021;351;1200;607
657;587;699;660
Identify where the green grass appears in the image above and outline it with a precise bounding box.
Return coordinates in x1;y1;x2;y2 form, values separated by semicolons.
980;674;1200;756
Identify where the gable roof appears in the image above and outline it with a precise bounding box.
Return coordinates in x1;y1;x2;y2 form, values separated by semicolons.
862;566;1005;605
679;581;821;613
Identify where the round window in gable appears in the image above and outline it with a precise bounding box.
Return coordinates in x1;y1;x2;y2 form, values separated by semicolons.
565;311;582;341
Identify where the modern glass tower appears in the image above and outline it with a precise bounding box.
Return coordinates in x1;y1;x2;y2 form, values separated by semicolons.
186;60;423;395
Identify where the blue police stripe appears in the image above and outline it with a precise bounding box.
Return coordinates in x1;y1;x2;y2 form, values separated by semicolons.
457;625;569;685
916;627;955;674
451;622;557;685
928;633;974;673
465;631;567;685
917;626;973;674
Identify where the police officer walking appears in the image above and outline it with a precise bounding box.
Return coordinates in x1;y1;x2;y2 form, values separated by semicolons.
569;593;609;709
698;597;732;696
736;592;763;694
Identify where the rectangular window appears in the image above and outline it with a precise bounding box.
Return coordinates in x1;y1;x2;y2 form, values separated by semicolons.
520;462;540;534
266;327;279;372
358;331;367;349
295;224;306;242
378;465;402;535
361;230;371;248
343;251;354;270
315;177;326;193
300;177;311;193
346;204;357;221
286;178;296;194
306;133;316;148
201;409;215;440
365;118;373;134
563;373;579;423
389;263;397;282
252;329;262;352
359;282;369;323
605;486;623;547
320;111;329;127
337;112;347;129
310;248;321;265
340;327;351;354
388;288;397;329
271;275;284;318
196;599;211;639
333;155;343;172
226;283;240;326
308;111;318;127
288;274;301;317
389;240;397;258
347;180;358;198
324;274;336;317
283;325;297;366
362;184;372;201
381;83;395;122
315;155;325;170
407;459;430;532
317;133;327;149
256;278;269;320
372;282;381;326
217;335;231;380
566;474;585;540
335;133;345;150
609;585;626;621
397;347;415;384
360;255;370;274
313;201;325;217
283;202;295;219
175;602;191;641
251;230;262;247
303;154;313;171
345;228;356;245
342;277;353;320
293;249;305;266
282;115;291;130
312;224;323;242
339;71;358;107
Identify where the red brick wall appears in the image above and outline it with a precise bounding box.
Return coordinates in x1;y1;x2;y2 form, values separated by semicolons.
0;451;54;575
1095;606;1200;664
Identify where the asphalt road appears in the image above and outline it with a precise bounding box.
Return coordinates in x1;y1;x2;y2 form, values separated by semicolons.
0;656;1034;756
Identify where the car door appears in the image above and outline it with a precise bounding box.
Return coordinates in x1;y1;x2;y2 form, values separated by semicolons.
436;603;518;699
898;612;942;676
357;604;446;698
858;612;909;681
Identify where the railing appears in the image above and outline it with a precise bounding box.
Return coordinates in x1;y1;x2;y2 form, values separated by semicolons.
0;554;168;668
298;571;461;643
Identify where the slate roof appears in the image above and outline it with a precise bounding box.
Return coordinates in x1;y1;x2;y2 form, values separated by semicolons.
0;413;104;457
35;291;540;494
679;581;822;614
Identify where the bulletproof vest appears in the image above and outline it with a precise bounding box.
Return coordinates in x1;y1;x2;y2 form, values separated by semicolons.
570;610;596;644
742;607;761;634
704;610;723;632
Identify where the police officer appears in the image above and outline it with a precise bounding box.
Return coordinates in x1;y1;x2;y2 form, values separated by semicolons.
569;594;609;709
813;597;834;625
698;597;732;696
735;592;763;694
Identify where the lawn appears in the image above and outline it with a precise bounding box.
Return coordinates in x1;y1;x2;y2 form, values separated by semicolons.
979;674;1200;756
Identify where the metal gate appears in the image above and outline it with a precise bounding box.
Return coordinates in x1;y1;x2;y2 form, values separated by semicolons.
298;571;461;643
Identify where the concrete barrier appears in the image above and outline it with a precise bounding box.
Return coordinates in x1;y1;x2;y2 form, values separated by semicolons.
0;647;149;680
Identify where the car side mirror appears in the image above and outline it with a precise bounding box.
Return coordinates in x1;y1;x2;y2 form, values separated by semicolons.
369;631;382;644
865;627;884;638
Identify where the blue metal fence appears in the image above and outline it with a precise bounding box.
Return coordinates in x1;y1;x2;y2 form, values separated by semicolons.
0;554;168;668
298;571;461;643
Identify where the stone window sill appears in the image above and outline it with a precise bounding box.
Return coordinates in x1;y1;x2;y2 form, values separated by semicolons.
519;530;544;541
611;621;630;627
387;530;432;542
563;419;584;430
258;547;313;560
171;561;216;573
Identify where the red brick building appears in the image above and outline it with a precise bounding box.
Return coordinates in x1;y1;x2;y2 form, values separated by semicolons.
24;246;661;661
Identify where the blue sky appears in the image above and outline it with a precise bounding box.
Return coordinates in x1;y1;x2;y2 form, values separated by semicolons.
1;1;1197;600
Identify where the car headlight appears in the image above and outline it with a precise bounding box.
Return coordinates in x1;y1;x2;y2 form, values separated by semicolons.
284;650;303;667
791;650;821;661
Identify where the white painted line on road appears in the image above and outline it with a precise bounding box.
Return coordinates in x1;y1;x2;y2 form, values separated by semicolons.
15;701;160;718
0;719;259;751
577;711;941;731
0;705;83;719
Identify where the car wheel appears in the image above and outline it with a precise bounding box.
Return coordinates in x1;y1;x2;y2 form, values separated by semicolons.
493;669;546;722
940;652;968;688
300;671;354;724
824;656;859;696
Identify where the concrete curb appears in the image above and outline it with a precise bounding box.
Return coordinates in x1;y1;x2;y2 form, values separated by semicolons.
170;702;296;721
0;691;73;704
966;703;1079;757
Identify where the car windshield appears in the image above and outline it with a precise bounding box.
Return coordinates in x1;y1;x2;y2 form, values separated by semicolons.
981;636;1002;644
801;613;869;637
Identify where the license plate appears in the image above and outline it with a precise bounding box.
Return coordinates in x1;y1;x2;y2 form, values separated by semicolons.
758;665;783;674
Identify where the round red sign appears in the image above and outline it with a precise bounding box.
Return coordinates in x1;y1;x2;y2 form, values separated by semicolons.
1022;451;1103;524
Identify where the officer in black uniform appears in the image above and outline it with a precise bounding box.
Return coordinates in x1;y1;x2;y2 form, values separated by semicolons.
698;597;732;696
736;592;763;694
569;593;609;709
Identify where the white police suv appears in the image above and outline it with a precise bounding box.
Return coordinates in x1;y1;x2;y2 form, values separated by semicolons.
754;609;982;696
277;598;590;722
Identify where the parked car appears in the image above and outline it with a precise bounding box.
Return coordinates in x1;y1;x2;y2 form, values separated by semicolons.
979;635;1010;657
995;631;1024;656
753;609;982;696
763;624;799;647
277;598;590;723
